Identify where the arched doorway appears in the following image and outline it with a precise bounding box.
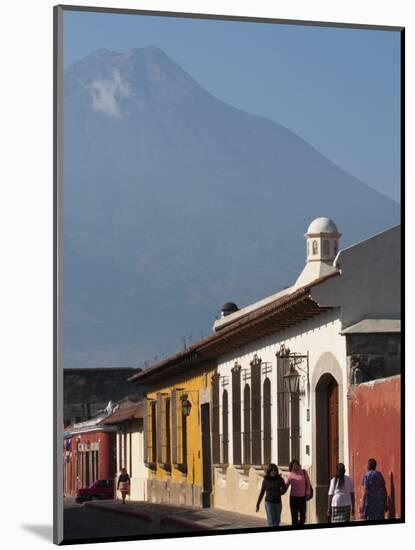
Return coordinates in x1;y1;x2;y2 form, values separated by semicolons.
315;373;339;523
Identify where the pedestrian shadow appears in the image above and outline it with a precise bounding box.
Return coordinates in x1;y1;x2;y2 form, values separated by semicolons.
21;524;53;542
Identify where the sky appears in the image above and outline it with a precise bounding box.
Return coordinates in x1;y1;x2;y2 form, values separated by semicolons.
63;9;401;203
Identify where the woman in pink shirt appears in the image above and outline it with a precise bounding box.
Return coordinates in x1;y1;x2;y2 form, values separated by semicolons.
286;459;311;525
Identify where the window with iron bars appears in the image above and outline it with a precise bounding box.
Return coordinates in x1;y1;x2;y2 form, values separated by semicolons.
143;399;157;469
211;374;221;465
172;389;188;473
276;349;301;466
161;396;171;470
263;377;272;465
221;389;229;464
277;352;290;466
243;383;251;465
251;358;262;465
232;364;242;465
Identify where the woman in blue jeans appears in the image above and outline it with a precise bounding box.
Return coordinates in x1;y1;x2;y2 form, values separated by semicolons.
256;464;288;527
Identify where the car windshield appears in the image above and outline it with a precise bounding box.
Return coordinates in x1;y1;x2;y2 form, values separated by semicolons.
96;481;108;488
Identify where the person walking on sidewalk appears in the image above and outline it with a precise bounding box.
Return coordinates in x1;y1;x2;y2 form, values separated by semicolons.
327;463;355;523
286;459;311;525
359;458;388;520
117;468;131;504
256;464;287;527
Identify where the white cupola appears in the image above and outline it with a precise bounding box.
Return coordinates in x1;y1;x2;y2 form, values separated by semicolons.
305;217;341;263
293;217;341;289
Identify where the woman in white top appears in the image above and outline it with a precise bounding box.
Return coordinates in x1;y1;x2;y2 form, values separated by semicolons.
327;463;355;523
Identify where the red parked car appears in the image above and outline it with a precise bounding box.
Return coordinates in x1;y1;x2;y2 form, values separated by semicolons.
76;479;114;503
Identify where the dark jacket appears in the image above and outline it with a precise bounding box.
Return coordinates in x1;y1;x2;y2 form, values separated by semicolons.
257;475;287;507
117;473;130;485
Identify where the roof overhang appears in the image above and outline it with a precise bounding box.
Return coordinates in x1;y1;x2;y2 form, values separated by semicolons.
103;403;144;425
64;425;117;437
341;318;401;335
130;271;339;386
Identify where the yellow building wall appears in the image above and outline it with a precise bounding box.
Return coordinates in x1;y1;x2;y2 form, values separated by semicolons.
146;368;214;490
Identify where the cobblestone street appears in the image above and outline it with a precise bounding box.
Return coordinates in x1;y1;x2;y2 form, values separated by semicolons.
63;497;277;541
63;498;183;542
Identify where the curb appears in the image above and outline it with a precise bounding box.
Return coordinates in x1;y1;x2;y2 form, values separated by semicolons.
160;515;209;531
84;501;153;523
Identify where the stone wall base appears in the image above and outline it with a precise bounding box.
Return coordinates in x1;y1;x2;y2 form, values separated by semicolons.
147;478;203;507
213;465;316;525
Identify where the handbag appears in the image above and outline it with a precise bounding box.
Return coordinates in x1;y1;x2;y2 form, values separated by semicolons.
303;469;314;501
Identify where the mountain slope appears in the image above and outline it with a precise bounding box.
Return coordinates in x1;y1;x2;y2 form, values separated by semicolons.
63;46;400;368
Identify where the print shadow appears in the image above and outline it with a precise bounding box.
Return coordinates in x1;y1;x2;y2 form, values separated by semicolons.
21;524;53;542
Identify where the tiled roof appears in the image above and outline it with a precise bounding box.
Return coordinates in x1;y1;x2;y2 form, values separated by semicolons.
129;271;339;385
102;403;145;425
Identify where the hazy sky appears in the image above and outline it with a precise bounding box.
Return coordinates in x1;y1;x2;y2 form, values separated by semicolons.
64;9;401;203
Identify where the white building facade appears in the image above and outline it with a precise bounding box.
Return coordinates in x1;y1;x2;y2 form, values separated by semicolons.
213;310;347;524
103;400;148;501
211;218;353;524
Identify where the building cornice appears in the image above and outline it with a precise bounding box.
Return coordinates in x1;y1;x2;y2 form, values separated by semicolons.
129;271;339;386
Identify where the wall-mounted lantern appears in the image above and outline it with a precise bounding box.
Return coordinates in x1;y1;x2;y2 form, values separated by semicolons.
284;363;301;395
181;398;192;417
283;351;310;421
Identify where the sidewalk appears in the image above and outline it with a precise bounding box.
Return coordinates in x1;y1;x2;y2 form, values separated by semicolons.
84;499;274;531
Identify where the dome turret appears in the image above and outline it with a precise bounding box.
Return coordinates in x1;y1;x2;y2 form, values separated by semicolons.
220;302;239;317
307;217;339;235
293;217;341;289
305;217;341;263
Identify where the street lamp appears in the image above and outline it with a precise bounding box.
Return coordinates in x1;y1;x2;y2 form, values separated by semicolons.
284;362;301;395
283;352;310;421
181;398;192;416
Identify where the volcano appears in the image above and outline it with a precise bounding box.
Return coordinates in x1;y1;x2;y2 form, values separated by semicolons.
63;46;400;368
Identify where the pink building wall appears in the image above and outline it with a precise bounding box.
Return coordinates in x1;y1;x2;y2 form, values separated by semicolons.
348;376;401;518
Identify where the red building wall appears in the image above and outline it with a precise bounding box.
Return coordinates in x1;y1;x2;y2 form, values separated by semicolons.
66;430;116;495
348;376;401;518
97;431;116;479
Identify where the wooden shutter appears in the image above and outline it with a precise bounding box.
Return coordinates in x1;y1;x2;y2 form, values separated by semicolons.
232;365;242;465
251;360;262;465
243;384;251;465
211;374;220;464
182;404;188;472
263;377;272;465
222;390;229;464
291;391;300;461
171;390;177;464
151;402;157;464
161;397;166;464
157;393;162;464
176;392;183;464
165;398;171;466
143;400;149;465
277;353;290;466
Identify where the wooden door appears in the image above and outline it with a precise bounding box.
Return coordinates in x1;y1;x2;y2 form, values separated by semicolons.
85;451;90;487
200;403;212;507
327;378;339;479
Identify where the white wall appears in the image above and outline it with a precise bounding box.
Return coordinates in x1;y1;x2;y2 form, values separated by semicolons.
215;308;347;522
218;308;346;467
311;225;401;329
115;425;147;501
